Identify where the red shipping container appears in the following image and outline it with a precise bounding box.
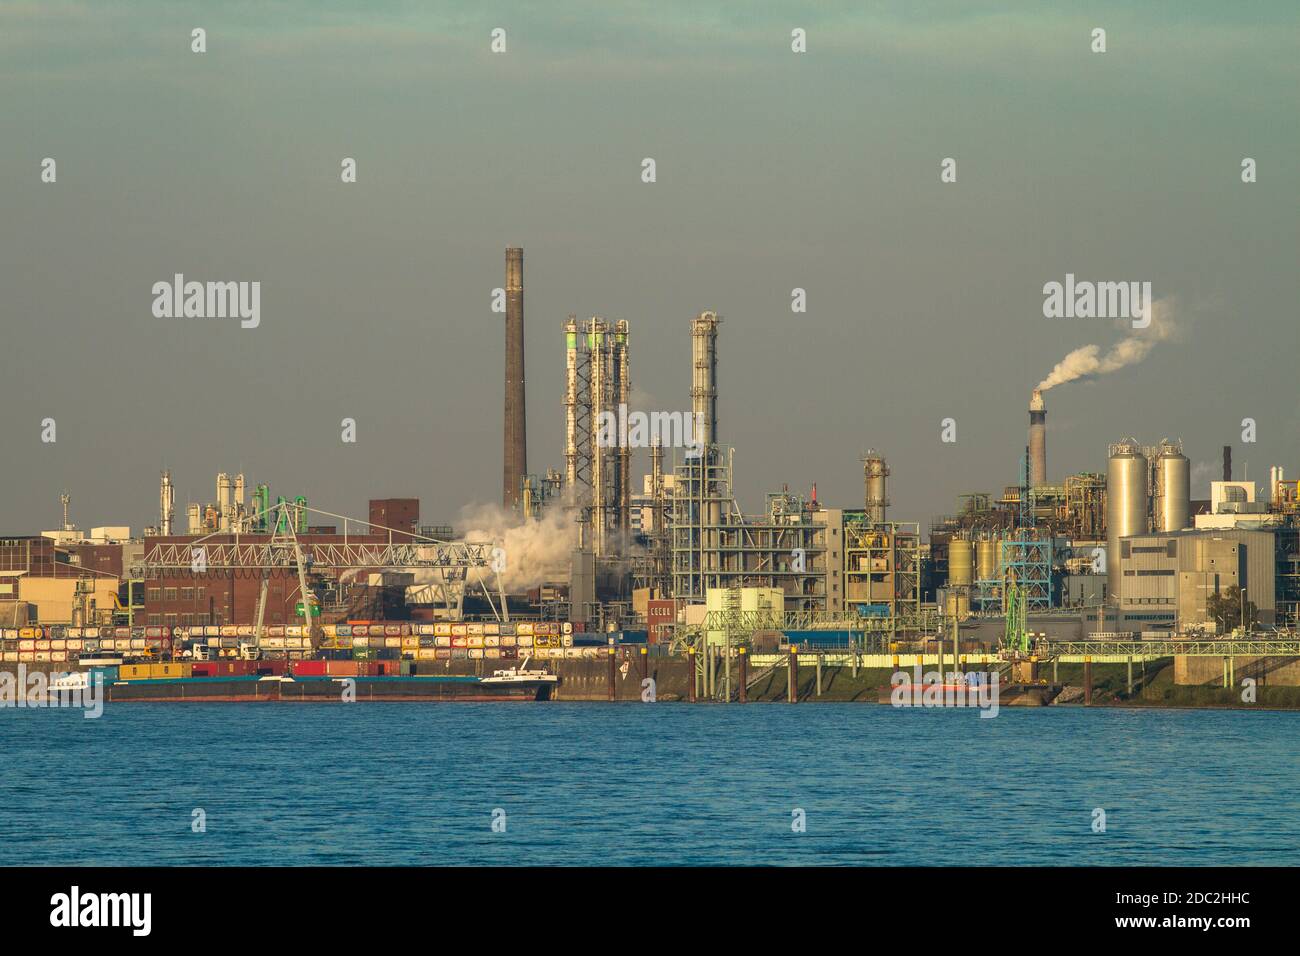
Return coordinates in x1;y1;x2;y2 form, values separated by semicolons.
293;661;327;676
192;663;217;677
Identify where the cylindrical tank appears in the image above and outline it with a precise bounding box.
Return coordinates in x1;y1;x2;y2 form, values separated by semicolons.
1106;440;1149;602
977;537;999;582
945;590;971;621
1155;442;1190;532
949;538;974;586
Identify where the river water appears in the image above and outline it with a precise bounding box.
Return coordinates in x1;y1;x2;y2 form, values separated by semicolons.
1;703;1295;865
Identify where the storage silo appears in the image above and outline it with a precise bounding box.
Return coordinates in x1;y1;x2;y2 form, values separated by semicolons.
977;536;999;582
949;537;974;586
1106;440;1149;603
1155;441;1191;532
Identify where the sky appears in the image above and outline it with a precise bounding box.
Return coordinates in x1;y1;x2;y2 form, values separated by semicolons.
1;1;1296;536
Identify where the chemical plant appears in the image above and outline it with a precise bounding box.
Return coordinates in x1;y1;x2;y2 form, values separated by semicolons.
3;246;1299;704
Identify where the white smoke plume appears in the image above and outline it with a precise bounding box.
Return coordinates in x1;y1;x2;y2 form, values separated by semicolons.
1038;298;1178;392
458;501;577;592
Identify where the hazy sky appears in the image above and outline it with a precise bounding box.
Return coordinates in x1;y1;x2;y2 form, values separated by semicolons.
2;1;1296;536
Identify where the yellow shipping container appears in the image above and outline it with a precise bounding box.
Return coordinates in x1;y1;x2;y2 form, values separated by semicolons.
517;623;534;636
468;648;484;660
467;636;484;649
121;664;151;679
434;623;452;637
417;648;436;660
402;636;419;648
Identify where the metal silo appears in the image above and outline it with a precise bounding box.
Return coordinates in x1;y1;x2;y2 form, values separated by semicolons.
1106;440;1148;603
1155;441;1191;532
977;536;999;582
949;537;974;586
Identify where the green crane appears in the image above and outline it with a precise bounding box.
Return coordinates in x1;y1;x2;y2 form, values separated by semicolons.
1003;581;1029;654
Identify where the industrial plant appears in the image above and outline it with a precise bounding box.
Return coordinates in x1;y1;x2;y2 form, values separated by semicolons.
3;247;1298;704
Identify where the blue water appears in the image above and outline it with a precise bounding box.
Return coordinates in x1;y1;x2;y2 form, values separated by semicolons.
1;704;1296;866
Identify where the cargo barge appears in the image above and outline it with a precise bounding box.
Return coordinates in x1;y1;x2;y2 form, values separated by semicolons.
106;670;557;703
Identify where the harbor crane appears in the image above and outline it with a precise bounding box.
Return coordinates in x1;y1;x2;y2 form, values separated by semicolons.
131;500;509;649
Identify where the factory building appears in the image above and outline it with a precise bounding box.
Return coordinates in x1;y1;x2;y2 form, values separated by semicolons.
1114;528;1278;630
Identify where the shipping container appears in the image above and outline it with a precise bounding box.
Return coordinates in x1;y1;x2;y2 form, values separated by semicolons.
451;648;468;660
500;635;517;648
435;649;452;660
517;623;534;636
499;623;516;636
484;623;500;636
336;624;352;637
467;636;484;649
434;636;451;648
18;639;35;651
434;623;452;637
401;636;418;649
451;624;468;637
18;652;35;662
36;640;51;651
417;648;437;660
499;648;517;660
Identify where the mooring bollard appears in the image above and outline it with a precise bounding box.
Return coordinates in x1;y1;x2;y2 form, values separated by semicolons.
738;646;748;703
1084;657;1093;706
788;647;798;703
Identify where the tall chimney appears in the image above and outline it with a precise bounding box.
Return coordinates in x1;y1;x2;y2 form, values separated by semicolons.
503;246;526;510
1222;444;1232;482
1029;389;1046;487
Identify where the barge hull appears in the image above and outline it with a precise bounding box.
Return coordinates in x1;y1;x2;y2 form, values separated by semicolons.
106;676;553;703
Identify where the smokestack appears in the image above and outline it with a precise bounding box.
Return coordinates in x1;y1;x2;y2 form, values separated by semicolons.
503;246;526;510
1223;445;1232;482
1029;389;1046;487
690;311;720;448
160;470;174;536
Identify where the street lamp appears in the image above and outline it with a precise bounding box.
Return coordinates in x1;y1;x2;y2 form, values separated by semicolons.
1240;588;1247;635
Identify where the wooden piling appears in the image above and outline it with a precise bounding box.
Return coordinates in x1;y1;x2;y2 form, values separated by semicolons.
687;647;697;703
738;647;748;703
788;647;798;703
1084;657;1093;706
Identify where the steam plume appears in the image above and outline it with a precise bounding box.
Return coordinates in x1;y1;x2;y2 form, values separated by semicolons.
459;501;576;592
1038;299;1177;391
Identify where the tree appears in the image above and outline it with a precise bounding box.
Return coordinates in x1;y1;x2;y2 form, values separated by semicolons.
1206;585;1257;634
